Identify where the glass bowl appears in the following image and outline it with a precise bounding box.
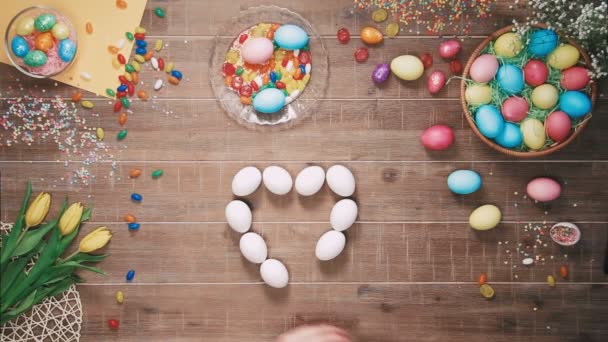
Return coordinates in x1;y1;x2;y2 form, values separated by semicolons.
209;6;329;130
4;6;78;78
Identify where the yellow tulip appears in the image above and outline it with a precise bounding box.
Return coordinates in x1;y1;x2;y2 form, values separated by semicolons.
59;202;83;236
79;226;112;253
24;192;51;228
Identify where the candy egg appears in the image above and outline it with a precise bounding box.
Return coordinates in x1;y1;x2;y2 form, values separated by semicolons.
34;13;56;32
326;165;355;197
390;55;424;81
465;84;492;105
561;66;590;90
475;105;504;139
526;177;561;202
10;36;30;58
225;200;252;233
494;32;523;58
295;166;325;196
232;166;262;196
548;44;580;70
520;118;546;150
501;96;529;122
420;124;454;151
545;111;572;142
438;39;461;59
315;230;346;261
23;50;47;67
427;70;446;95
528;29;558;57
274;24;309;50
497;64;524;95
51;22;70;40
260;259;289;288
239;232;268;264
330;199;358;232
360;26;383;45
253;88;286;113
531;84;559;109
262;166;293;195
559;91;592;118
469;54;499;83
523;59;548;86
241;37;274;64
15;16;35;35
34;32;54;52
495;122;523;148
58;39;76;62
447;170;482;195
372;63;390;84
469;204;501;230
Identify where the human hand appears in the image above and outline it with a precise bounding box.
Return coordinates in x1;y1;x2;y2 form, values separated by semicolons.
277;324;351;342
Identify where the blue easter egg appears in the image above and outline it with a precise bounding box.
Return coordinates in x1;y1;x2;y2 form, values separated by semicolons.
475;105;505;138
497;64;524;95
11;36;30;58
253;88;286;113
528;29;558;57
447;170;482;195
559;91;592;118
495;122;523;148
274;24;309;50
58;39;76;62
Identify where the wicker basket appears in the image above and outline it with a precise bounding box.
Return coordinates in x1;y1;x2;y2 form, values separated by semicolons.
460;24;597;158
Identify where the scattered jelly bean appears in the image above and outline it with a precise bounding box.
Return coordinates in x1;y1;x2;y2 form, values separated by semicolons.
479;284;495;299
108;45;119;54
420;53;433;69
117;129;128;140
121;97;130;108
299;64;306;75
127;83;135;96
131;193;142;202
116;0;128;9
144;51;154;61
129;168;141;178
113;101;122;112
108;319;120;329
235;67;244;76
128;222;140;231
154;39;163;52
269;71;277;83
135;47;146;55
126;269;135;281
96;128;105;141
158;58;165;71
171;70;183;80
168;76;180;85
119;112;128;125
337;28;350;44
131;61;141;72
133;54;145;64
124;214;136;222
106;88;116;97
165;61;174;73
293;68;302;80
116;291;124;304
134;33;145;42
71;91;83;102
450;59;463;74
126;31;134;41
137;90;149;100
116;91;127;98
117;84;128;92
275;81;286;89
560;265;568;279
118;75;128;84
80;100;94;109
240;96;252;105
131;72;139;84
298;51;311;65
477;272;487;286
154;7;166;18
547;275;556;287
136;39;147;48
135;26;146;34
112;57;121;69
223;63;234;76
250;80;259;91
231;76;243;89
124;72;132;83
116;38;126;49
125;63;135;73
154;79;164;90
239;85;252;97
152;169;164;178
354;47;369;63
85;22;93;34
80;72;93;81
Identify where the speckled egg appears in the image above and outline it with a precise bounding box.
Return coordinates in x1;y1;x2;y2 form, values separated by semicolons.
58;39;76;62
465;84;492;105
51;22;70;40
559;91;591;118
10;36;30;58
34;32;54;53
531;84;559;109
545;111;572;142
475;105;504;139
561;66;590;90
427;70;446;94
438;39;461;59
548;44;580;70
241;37;274;64
526;177;561;202
447;170;482;195
520;118;546;150
23;50;47;67
497;64;524;95
494;32;523;58
495;122;523;148
253;88;286;113
470;54;499;83
501;96;529;122
274;24;309;50
528;29;558;57
16;16;35;35
34;13;56;32
390;55;424;81
469;204;501;231
372;63;390;84
523;59;549;86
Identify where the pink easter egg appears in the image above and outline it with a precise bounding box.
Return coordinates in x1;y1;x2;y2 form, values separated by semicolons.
545;111;572;142
438;39;461;59
469;54;499;83
561;66;590;90
526;177;562;202
241;37;274;64
420;125;454;150
501;96;529;122
427;70;446;94
523;59;549;86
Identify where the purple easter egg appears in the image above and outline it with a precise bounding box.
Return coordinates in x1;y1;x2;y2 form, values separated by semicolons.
372;63;390;84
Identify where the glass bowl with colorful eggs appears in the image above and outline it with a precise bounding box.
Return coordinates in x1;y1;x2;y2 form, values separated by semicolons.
4;6;77;78
461;24;597;157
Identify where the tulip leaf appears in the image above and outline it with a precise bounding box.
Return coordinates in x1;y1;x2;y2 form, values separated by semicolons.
80;207;92;222
0;244;42;297
68;253;109;263
54;261;106;275
3;289;37;319
11;221;56;257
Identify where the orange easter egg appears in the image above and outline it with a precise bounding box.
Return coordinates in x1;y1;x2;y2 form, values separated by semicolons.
34;32;54;52
360;26;383;45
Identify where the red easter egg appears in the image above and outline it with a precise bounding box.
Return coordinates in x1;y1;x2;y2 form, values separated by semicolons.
501;96;529;122
524;59;548;86
545;111;572;142
449;60;463;74
427;70;446;94
438;39;461;59
354;47;369;62
561;66;590;90
420;125;454;150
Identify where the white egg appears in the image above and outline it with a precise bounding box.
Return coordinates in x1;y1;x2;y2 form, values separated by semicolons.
295;166;325;196
239;232;267;264
232;166;262;197
262;166;293;195
330;199;358;232
225;200;252;233
260;259;289;288
315;230;346;261
326;165;355;197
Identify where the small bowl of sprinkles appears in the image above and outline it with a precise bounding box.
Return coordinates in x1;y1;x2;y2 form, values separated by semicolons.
4;6;78;78
210;6;328;129
550;222;581;246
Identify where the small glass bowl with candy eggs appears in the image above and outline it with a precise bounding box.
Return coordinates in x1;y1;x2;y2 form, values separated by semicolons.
4;6;78;78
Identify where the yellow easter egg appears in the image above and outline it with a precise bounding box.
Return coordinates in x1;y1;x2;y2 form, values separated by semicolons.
469;204;502;230
531;84;559;109
520;118;546;150
16;16;35;36
494;32;523;58
51;22;70;40
548;44;580;70
465;84;492;105
390;55;424;81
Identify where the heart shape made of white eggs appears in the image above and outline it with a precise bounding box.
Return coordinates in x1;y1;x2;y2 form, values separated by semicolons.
225;164;358;288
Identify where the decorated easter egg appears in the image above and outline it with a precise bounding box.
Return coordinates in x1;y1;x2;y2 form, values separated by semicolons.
497;64;524;95
58;39;76;62
274;24;308;50
241;37;274;64
447;170;482;195
495;122;523;148
372;63;390;84
438;39;461;59
326;165;355;197
531;84;559;109
527;177;561;202
470;54;499;83
475;105;504;139
10;36;30;58
561;66;590;90
262;165;293;195
494;32;523;58
225;200;252;233
315;230;346;261
427;70;446;94
23;50;47;67
545;111;572;142
465;84;492;105
16;16;35;36
34;32;54;53
559;91;591;118
528;29;558;57
420;125;454;151
260;259;289;288
520;118;546;150
501;96;529;122
51;22;69;40
232;166;262;196
390;55;424;81
34;13;56;32
253;88;286;113
330;199;358;232
360;26;383;45
469;204;501;230
523;59;548;86
239;232;267;264
548;44;580;70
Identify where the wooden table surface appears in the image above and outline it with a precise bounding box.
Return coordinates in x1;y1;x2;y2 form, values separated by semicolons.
1;0;607;341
